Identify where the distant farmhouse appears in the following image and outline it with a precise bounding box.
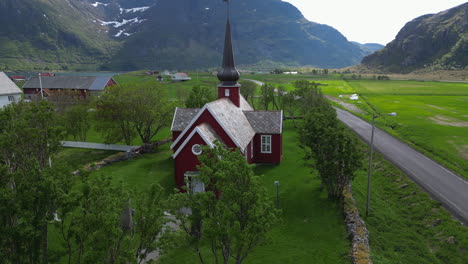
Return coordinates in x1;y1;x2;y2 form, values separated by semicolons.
170;18;283;192
0;72;22;108
23;76;117;100
171;72;191;81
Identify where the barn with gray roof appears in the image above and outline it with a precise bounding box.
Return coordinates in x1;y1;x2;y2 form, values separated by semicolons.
22;76;117;100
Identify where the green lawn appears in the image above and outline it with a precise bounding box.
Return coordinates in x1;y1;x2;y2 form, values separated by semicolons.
159;121;350;264
56;121;352;264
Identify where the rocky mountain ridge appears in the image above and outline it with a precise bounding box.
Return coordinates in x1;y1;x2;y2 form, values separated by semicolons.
361;2;468;73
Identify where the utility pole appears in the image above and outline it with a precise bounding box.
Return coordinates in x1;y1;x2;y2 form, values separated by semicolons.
39;73;44;99
366;112;397;217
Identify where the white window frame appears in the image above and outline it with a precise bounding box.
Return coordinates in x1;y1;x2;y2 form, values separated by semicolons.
260;135;272;154
192;144;203;155
225;88;230;97
8;95;15;102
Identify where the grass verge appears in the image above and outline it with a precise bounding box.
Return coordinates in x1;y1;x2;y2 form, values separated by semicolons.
352;152;468;264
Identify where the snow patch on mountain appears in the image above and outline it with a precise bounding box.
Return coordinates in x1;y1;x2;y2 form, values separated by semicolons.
120;6;150;15
114;29;133;37
91;2;108;7
98;17;146;28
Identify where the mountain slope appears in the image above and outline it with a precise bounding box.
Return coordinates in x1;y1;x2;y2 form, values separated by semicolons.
351;42;384;54
106;0;368;70
361;3;468;73
0;0;121;70
0;0;376;71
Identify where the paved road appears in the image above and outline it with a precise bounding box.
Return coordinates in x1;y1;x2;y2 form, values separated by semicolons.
335;107;468;225
61;141;139;152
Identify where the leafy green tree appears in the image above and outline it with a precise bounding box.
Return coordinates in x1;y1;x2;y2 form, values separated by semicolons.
134;184;167;263
0;100;64;171
239;80;257;106
297;86;363;199
185;85;214;108
127;85;174;145
0;163;70;264
96;84;173;145
168;143;279;264
95;85;137;145
0;100;66;264
57;175;132;264
260;84;277;110
63;103;91;141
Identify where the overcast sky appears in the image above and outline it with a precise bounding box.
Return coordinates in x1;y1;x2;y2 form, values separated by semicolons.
282;0;467;45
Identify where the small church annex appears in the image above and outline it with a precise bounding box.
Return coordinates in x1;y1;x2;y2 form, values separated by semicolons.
170;16;283;191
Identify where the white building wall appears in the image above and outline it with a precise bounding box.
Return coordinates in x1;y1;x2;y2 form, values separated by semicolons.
0;93;22;108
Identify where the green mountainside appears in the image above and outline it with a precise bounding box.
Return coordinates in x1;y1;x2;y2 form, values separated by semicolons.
0;0;376;71
105;0;369;70
0;0;119;71
362;2;468;73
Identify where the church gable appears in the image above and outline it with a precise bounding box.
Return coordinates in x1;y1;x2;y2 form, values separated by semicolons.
171;105;238;153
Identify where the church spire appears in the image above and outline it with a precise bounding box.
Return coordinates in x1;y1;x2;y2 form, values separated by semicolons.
217;1;240;87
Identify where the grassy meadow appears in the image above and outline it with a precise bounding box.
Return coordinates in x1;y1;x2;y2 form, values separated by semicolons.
242;75;467;179
345;80;468;179
352;151;468;264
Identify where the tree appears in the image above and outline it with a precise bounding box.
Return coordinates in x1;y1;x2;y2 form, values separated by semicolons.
0;100;66;264
63;103;91;141
0;100;64;172
134;184;166;263
95;84;173;145
297;85;364;199
95;85;135;145
57;175;133;264
185;85;214;108
168;143;279;264
260;84;277;110
239;80;257;106
127;85;174;145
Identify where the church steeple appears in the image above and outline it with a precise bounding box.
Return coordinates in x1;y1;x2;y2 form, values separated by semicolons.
217;0;241;107
217;18;240;86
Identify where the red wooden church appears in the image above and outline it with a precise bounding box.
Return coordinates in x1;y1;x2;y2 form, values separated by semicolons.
170;14;283;191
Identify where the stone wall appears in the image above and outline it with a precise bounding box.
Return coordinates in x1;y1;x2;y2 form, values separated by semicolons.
73;138;171;175
343;184;372;264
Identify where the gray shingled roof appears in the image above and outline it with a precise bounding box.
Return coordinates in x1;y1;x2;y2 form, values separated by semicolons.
244;111;283;134
171;95;282;152
171;108;201;132
239;94;253;111
206;98;255;151
197;123;223;145
23;76;113;91
0;72;22;96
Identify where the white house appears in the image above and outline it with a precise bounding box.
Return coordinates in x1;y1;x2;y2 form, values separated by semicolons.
0;72;22;108
171;72;191;81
